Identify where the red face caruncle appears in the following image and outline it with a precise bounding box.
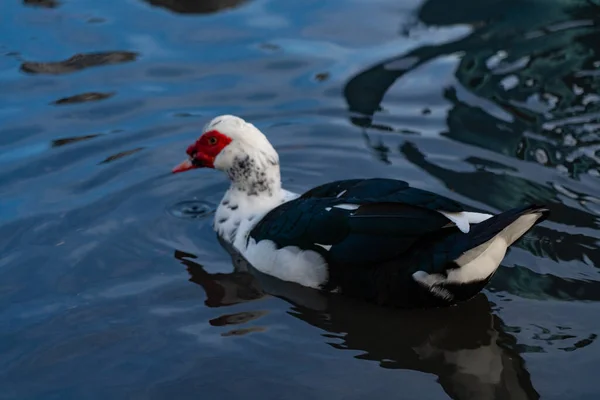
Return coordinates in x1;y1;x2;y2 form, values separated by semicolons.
172;130;233;173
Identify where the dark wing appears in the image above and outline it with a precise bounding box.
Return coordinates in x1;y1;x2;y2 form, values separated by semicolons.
249;178;467;266
300;178;464;212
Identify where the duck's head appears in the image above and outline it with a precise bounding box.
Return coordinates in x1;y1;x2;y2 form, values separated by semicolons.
172;115;279;174
173;115;281;195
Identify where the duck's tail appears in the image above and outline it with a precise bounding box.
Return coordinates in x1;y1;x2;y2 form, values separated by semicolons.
453;204;548;274
411;204;549;304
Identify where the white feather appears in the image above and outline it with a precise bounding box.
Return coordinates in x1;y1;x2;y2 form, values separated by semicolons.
461;211;494;224
438;211;493;233
243;238;329;288
334;203;360;211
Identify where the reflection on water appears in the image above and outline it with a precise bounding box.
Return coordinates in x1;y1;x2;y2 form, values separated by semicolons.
21;52;138;75
53;92;115;106
345;0;600;180
177;245;540;400
143;0;248;14
22;0;59;8
1;0;600;398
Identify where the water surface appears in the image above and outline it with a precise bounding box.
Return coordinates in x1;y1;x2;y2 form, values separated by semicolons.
1;0;599;399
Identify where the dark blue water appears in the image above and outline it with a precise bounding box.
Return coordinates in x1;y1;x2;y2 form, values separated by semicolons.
1;0;600;399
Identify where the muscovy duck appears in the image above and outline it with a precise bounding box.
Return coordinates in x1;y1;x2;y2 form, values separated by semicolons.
172;115;549;308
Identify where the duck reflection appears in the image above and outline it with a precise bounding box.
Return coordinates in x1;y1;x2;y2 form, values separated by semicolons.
175;245;540;400
142;0;248;14
23;0;59;8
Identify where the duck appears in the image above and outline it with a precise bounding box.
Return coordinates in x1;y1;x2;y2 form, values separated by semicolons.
172;115;549;308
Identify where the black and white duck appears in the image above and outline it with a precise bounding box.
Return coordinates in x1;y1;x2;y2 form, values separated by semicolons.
172;115;548;308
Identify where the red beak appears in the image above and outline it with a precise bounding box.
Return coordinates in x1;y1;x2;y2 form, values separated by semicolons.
172;159;196;174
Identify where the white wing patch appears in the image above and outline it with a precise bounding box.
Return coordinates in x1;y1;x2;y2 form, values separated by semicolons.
242;238;329;288
461;211;494;224
334;203;360;211
438;211;493;233
336;190;347;198
314;243;332;251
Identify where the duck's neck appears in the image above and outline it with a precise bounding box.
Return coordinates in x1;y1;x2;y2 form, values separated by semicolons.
214;153;286;245
227;152;282;198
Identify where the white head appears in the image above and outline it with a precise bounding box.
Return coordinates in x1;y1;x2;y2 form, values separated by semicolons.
172;115;281;196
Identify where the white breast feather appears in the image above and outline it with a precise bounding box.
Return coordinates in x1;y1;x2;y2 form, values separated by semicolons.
243;238;329;288
214;188;328;288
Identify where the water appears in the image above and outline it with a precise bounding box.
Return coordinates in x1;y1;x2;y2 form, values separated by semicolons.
1;0;599;398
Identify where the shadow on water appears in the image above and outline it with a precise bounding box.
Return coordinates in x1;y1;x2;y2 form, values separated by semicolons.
21;52;138;75
22;0;59;8
142;0;248;14
175;243;541;400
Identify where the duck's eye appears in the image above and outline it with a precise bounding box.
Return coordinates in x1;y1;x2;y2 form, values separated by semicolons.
208;136;218;145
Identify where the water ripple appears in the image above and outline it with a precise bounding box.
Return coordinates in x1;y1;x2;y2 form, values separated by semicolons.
2;0;600;398
20;51;138;75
